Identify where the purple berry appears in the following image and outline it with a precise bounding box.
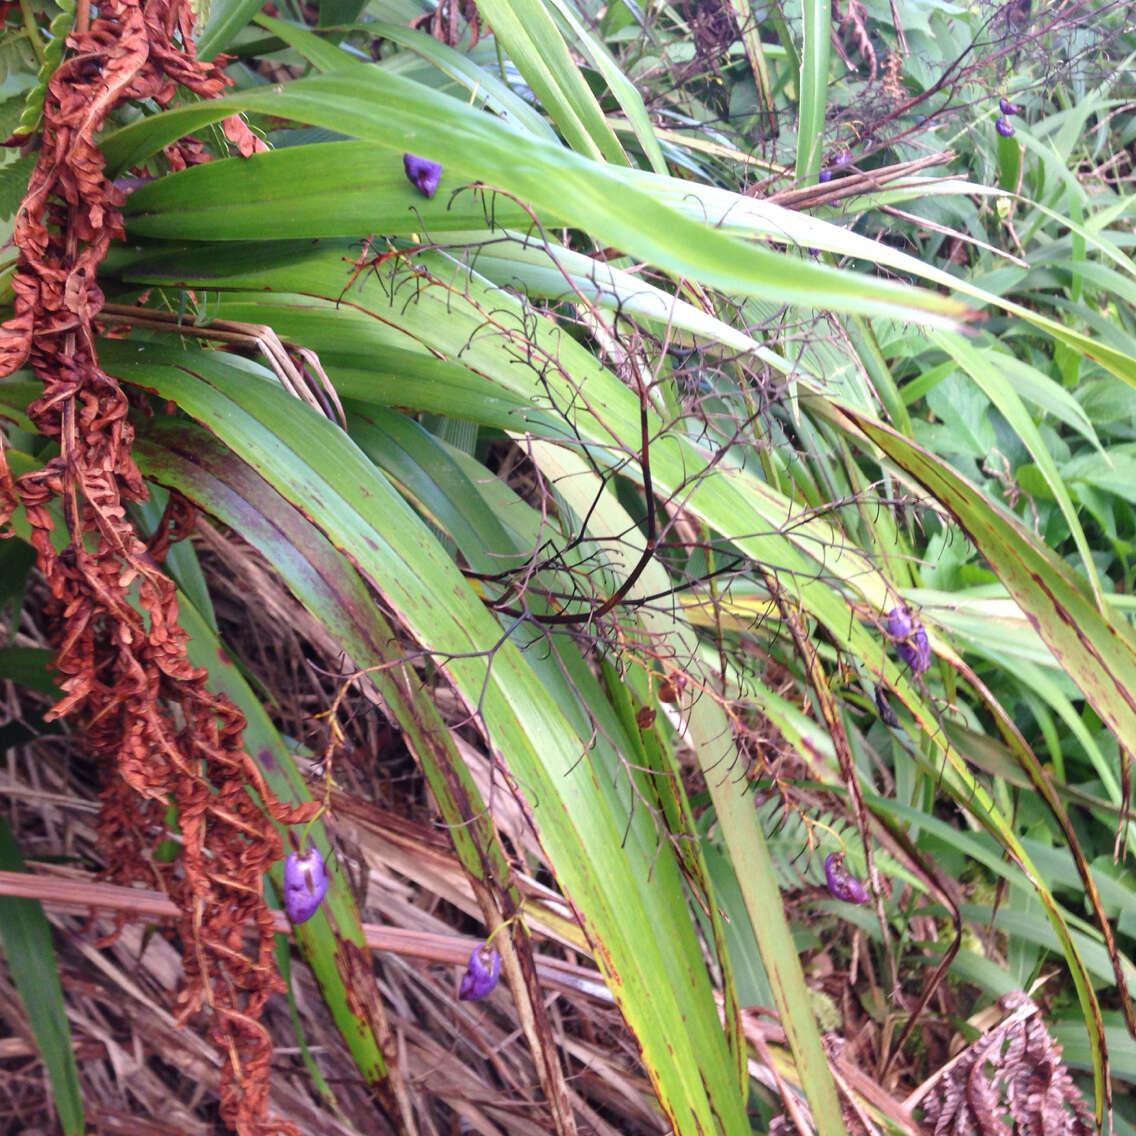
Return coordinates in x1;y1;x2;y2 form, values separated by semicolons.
887;607;931;675
818;168;833;183
886;606;913;640
283;847;327;924
998;97;1021;116
459;945;501;1001
995;116;1016;138
824;852;868;904
833;149;852;166
403;152;442;198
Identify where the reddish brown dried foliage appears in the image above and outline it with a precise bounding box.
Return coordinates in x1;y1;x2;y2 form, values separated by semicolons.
922;992;1095;1136
0;4;316;1133
409;0;489;49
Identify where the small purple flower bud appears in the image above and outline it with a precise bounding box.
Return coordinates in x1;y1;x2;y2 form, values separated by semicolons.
818;168;833;183
403;152;442;198
833;149;852;166
998;97;1021;116
283;847;327;924
825;852;868;904
887;606;931;675
995;116;1016;138
459;944;501;1001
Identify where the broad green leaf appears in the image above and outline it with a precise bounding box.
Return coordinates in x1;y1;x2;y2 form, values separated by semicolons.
540;0;667;171
254;13;363;72
0;646;57;694
100;241;903;622
134;413;579;1126
170;566;411;1120
529;441;842;1132
196;0;269;58
366;21;557;141
1;420;408;1116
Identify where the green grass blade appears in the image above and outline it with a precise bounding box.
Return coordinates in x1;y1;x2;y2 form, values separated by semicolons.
726;0;776;130
850;411;1136;754
196;0;266;59
0;817;85;1135
268;912;345;1119
540;0;668;171
471;0;628;163
253;13;362;71
931;329;1105;607
530;442;844;1132
795;0;830;182
366;21;557;141
137;409;580;1129
155;587;409;1122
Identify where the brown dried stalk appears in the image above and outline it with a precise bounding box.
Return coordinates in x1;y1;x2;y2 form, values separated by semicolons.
0;4;316;1133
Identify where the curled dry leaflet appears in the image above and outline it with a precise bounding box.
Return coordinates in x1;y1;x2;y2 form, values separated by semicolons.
770;992;1095;1136
0;2;313;1132
920;991;1096;1136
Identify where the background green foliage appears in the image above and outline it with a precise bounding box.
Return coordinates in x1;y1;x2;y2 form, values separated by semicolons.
1;0;1135;1132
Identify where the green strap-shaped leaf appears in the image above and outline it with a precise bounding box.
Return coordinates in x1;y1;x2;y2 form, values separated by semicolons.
101;69;971;325
539;0;668;171
930;329;1104;606
533;443;844;1133
796;0;831;182
0;432;409;1124
137;411;580;1129
0;818;85;1135
104;341;750;1133
470;0;629;164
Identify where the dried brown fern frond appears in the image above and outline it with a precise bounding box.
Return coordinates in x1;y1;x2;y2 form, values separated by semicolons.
914;992;1095;1136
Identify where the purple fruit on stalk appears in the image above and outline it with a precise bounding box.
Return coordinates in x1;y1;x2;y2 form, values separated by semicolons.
459;944;501;1001
403;153;443;198
825;852;869;904
887;607;931;675
818;168;833;183
283;847;327;925
995;116;1016;138
998;97;1021;115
